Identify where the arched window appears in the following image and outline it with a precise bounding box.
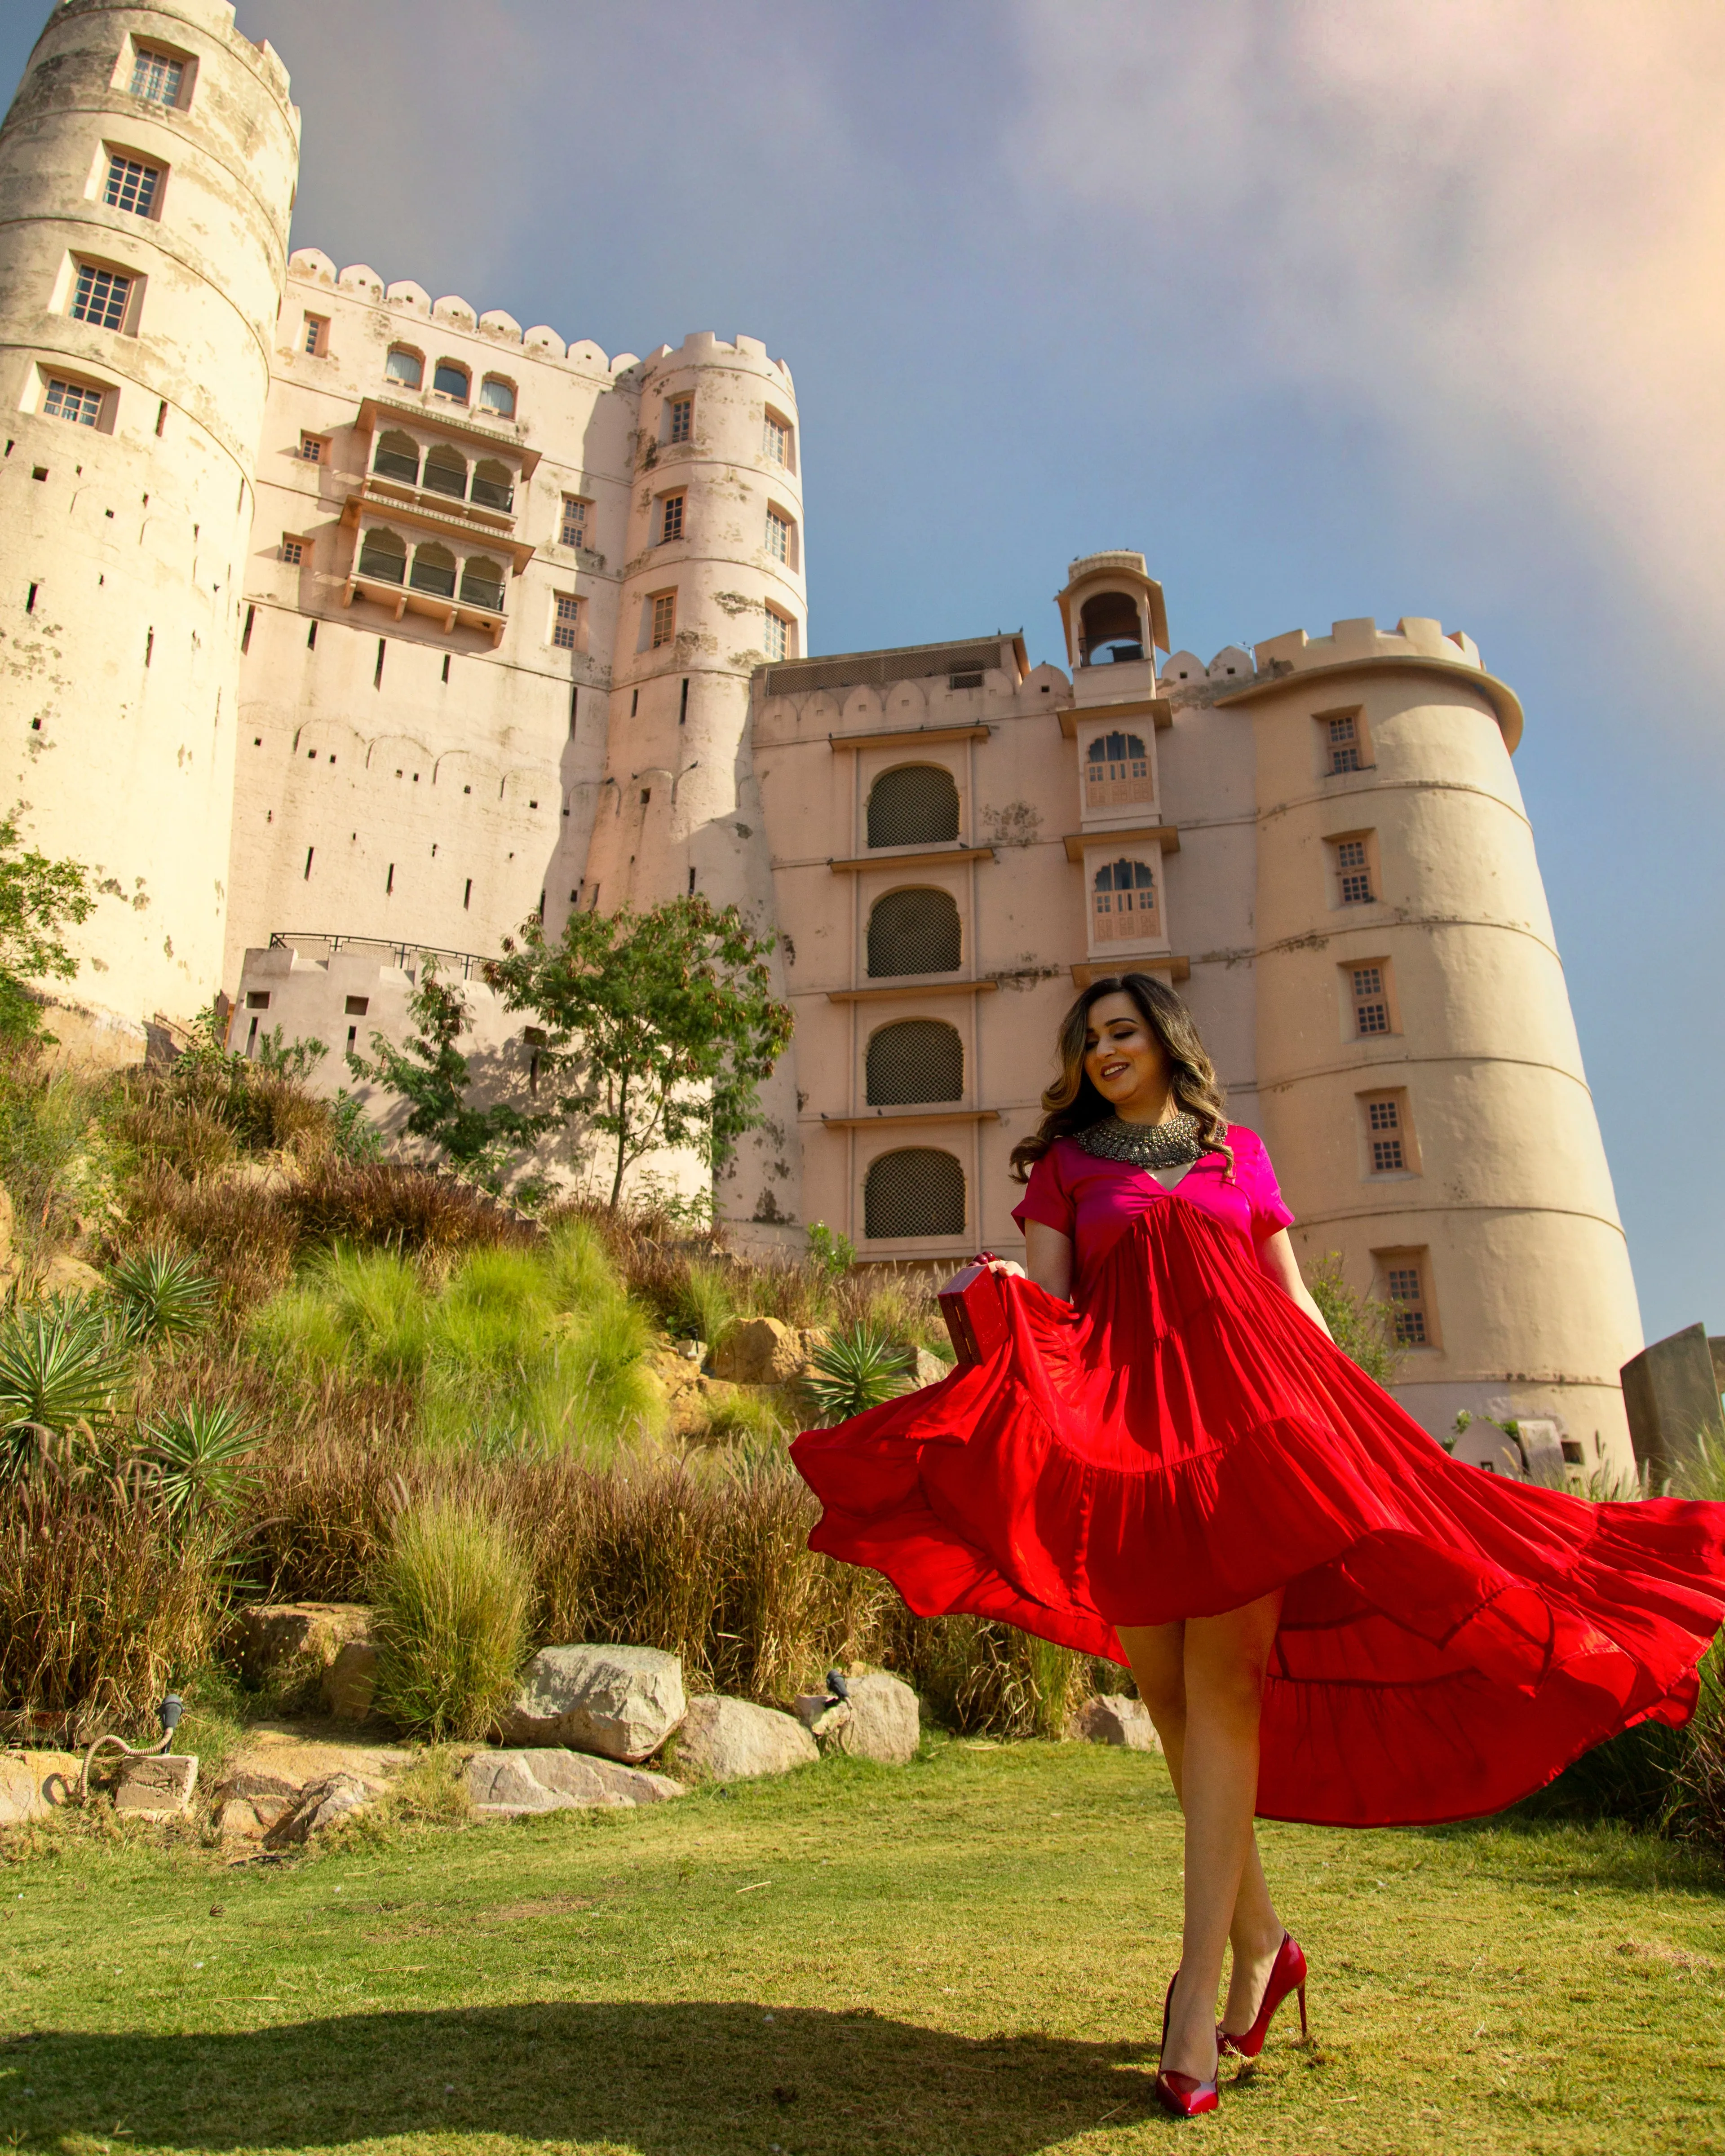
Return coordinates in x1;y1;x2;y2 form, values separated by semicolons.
385;347;423;389
422;443;467;500
372;430;420;486
478;375;516;417
867;764;960;848
469;458;514;512
356;526;407;585
867;888;961;977
1079;590;1144;665
433;360;470;402
865;1149;966;1238
1091;857;1157;942
409;541;457;598
866;1019;964;1105
1084;730;1154;808
460;556;505;611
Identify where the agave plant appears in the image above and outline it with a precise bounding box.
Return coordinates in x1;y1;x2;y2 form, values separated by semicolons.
802;1322;915;1428
109;1246;217;1347
142;1399;259;1524
0;1298;134;1473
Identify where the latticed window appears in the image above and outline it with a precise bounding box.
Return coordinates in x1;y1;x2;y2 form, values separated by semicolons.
763;608;789;662
131;49;183;104
1365;1096;1407;1171
1084;730;1154;808
1336;838;1374;904
865;1148;966;1238
280;537;304;566
1092;857;1157;942
1385;1263;1428;1345
303;315;327;356
1328;714;1362;774
44;378;102;426
651;592;677;647
560;495;588;549
105;154;160;216
660;493;685;542
766;509;790;562
668;397;692;443
71;265;130;331
1351;965;1390;1036
552;594;580;650
298;433;325;463
867;888;961;977
867;765;959;848
866;1019;964;1106
763;414;789;464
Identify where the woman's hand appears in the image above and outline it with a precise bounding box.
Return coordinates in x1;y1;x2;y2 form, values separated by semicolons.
980;1256;1026;1279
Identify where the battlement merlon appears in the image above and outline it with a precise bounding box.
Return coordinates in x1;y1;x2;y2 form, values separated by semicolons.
1230;617;1523;753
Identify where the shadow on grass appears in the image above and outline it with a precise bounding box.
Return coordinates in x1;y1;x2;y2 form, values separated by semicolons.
3;2001;1184;2153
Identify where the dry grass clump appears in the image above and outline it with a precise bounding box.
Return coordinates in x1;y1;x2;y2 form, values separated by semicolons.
371;1494;534;1741
885;1613;1109;1741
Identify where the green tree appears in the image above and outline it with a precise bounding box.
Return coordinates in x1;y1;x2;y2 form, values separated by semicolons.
486;896;792;1210
1306;1252;1402;1387
345;959;551;1191
0;809;94;1043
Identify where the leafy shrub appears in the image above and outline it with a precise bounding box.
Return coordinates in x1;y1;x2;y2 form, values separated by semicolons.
371;1495;532;1741
109;1246;216;1346
1306;1253;1402;1386
803;1322;914;1427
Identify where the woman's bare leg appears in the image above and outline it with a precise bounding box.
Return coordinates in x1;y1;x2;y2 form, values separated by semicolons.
1119;1598;1286;2076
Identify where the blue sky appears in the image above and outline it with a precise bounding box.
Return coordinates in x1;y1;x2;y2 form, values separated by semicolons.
5;2;1721;1341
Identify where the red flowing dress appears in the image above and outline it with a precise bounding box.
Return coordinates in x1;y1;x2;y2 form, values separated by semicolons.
791;1126;1725;1827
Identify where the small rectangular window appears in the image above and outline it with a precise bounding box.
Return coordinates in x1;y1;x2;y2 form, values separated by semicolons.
766;509;790;563
668;396;692;444
104;154;161;216
552;593;580;650
44;378;103;427
763;606;789;663
130;49;184;106
280;536;303;566
660;492;685;543
763;413;789;464
345;995;369;1016
71;264;131;331
1381;1256;1432;1346
298;433;325;463
560;495;588;549
651;592;677;648
1334;836;1374;905
1350;963;1392;1037
244;989;271;1010
302;314;328;357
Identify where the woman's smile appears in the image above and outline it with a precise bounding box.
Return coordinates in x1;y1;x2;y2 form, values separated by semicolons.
1083;990;1175;1121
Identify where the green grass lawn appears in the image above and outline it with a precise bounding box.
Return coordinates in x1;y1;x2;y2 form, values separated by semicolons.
3;1740;1722;2156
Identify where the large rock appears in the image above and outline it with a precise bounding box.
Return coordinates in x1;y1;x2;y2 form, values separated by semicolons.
237;1604;371;1690
36;1252;106;1302
911;1347;952;1388
1070;1694;1160;1752
795;1672;919;1764
210;1769;301;1842
467;1748;686;1817
322;1640;377;1721
675;1696;818;1781
0;1750;80;1825
264;1772;373;1846
710;1317;803;1386
115;1753;198;1819
500;1644;686;1762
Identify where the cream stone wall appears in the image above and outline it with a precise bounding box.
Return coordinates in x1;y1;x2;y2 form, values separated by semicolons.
0;0;298;1018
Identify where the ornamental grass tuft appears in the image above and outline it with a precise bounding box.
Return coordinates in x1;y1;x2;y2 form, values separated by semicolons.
370;1493;533;1741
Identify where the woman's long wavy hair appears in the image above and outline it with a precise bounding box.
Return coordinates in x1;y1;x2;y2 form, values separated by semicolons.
1008;973;1231;1183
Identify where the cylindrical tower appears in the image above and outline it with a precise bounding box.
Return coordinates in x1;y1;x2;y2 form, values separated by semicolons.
0;0;299;1025
1236;616;1642;1473
581;331;808;1236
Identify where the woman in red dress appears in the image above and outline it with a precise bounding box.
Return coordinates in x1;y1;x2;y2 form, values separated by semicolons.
792;973;1725;2118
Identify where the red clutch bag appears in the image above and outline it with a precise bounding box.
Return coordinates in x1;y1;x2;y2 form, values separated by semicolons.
938;1254;1013;1371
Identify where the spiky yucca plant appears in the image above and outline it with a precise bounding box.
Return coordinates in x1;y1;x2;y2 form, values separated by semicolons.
803;1322;914;1428
110;1246;217;1347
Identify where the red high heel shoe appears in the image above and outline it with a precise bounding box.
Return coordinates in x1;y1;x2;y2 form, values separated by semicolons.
1216;1931;1308;2060
1155;1970;1220;2119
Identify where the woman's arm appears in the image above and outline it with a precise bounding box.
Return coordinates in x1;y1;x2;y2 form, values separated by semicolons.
1257;1229;1333;1339
984;1221;1073;1301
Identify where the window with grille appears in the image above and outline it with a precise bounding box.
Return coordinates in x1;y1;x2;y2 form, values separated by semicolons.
1335;837;1374;904
561;495;588;549
298;433;325;464
865;1148;966;1238
280;537;304;566
668;396;692;443
651;592;677;648
372;431;419;484
409;543;457;599
1327;713;1362;774
766;509;790;563
71;265;131;331
357;528;407;584
867;888;962;976
104;154;160;216
660;493;685;543
460;557;505;611
302;314;327;356
867;765;960;848
763;413;789;464
423;443;467;499
866;1019;964;1105
1350;964;1391;1036
552;594;580;650
763;607;789;662
1084;730;1154;808
1092;857;1158;942
44;378;102;427
385;346;423;389
1384;1261;1429;1345
131;49;183;105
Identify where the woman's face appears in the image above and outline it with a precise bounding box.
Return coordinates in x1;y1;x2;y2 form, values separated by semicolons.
1082;992;1172;1118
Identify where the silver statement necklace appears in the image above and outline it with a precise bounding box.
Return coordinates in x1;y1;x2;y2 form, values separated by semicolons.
1075;1109;1205;1171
